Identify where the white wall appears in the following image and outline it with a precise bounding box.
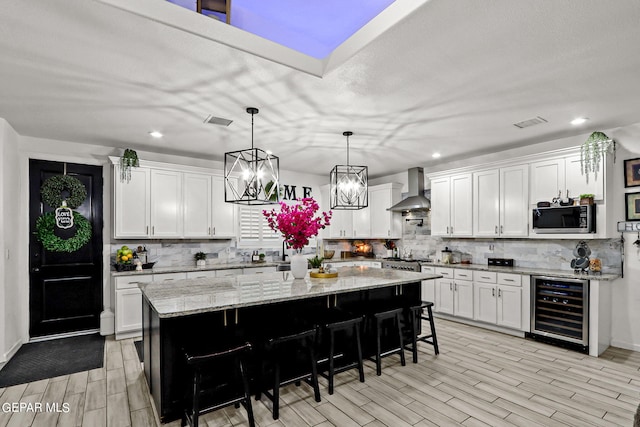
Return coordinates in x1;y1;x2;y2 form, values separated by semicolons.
0;119;22;363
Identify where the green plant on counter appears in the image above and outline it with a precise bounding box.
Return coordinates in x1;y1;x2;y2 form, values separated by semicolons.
194;252;207;261
308;255;324;269
579;193;595;199
259;253;265;260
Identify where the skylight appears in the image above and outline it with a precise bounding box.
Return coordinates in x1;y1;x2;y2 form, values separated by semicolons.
168;0;395;59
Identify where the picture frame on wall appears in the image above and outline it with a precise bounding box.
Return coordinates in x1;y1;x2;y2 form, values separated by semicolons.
625;192;640;221
624;157;640;187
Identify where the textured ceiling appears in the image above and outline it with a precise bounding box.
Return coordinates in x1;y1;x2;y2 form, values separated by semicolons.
1;0;640;178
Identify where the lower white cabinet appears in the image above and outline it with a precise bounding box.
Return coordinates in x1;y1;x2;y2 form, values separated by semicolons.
473;271;522;330
434;279;454;314
433;268;473;319
114;275;152;339
453;280;474;319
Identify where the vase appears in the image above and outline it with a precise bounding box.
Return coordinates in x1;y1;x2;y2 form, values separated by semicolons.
196;260;206;268
290;249;308;279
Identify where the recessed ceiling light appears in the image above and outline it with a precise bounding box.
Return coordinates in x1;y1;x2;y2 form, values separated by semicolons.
432;153;441;159
149;131;163;138
571;117;589;125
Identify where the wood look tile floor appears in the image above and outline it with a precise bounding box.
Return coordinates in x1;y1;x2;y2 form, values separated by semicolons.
1;319;640;426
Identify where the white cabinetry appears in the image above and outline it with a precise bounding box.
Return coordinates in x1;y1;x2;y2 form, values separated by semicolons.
150;169;183;237
183;173;211;238
114;275;152;339
431;174;472;237
473;165;528;237
530;154;604;203
433;268;473;318
352;205;371;238
473;271;522;330
369;183;402;238
211;175;237;237
114;166;151;238
329;209;353;238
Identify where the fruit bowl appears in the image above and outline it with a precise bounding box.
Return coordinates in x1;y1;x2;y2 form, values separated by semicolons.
323;250;335;259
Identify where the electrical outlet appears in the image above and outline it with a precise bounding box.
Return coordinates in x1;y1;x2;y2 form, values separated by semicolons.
489;244;494;252
226;247;230;254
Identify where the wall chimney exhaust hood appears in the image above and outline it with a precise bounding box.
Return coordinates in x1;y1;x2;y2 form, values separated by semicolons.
387;167;431;212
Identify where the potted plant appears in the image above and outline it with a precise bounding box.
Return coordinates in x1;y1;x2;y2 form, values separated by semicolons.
263;197;332;279
580;132;615;183
194;251;207;267
579;193;595;205
259;253;266;262
308;255;324;272
384;240;396;258
120;148;140;183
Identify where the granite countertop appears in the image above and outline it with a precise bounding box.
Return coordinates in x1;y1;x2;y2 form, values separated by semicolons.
111;262;281;277
420;261;620;281
139;266;442;318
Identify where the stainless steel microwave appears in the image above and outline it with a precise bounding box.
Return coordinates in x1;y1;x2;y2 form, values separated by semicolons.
532;205;595;234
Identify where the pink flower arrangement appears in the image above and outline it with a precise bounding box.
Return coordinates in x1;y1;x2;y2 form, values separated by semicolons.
263;197;332;250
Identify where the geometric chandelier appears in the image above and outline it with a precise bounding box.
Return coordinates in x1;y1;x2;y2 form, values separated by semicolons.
330;131;368;210
224;107;280;205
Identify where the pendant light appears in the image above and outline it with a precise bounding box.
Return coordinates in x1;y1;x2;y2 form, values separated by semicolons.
330;131;368;210
224;107;280;205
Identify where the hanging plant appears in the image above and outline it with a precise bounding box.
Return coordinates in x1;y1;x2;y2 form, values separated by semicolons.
580;131;615;183
36;211;92;252
40;175;87;209
120;148;140;183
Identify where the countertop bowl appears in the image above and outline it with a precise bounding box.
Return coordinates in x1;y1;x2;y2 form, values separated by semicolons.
323;250;335;259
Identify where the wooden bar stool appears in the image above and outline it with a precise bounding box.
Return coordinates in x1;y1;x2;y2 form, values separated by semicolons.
182;342;254;427
366;307;406;376
405;301;440;363
317;310;365;394
256;326;321;420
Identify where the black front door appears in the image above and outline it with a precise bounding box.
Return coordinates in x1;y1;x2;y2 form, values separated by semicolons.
29;159;103;338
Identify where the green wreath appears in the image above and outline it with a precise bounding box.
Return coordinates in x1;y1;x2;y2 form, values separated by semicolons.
41;175;87;209
36;212;92;252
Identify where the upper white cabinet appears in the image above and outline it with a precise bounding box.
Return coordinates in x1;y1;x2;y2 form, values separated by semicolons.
329;209;353;238
530;154;604;203
114;166;151;238
183;173;212;238
112;158;237;239
431;174;472;237
211;176;237;238
150;169;183;237
473;165;528;238
352;205;371;238
369;183;402;238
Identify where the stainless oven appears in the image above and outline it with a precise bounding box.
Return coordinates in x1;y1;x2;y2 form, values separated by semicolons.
528;276;589;352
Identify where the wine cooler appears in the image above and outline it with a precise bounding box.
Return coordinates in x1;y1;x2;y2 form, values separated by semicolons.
528;276;589;352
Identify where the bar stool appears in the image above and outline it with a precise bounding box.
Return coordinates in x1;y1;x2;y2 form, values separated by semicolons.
317;310;365;394
182;342;254;427
405;301;440;363
359;306;406;376
255;326;321;420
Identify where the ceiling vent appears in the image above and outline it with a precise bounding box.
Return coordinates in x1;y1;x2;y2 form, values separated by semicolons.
204;115;233;126
513;116;547;129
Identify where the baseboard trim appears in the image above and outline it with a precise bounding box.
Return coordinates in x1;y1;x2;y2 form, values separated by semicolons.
610;339;640;352
29;329;99;343
1;339;23;366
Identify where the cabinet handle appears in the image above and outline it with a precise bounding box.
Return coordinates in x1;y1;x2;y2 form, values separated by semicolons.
451;226;453;234
454;283;457;291
495;226;498;234
449;283;452;291
152;226;155;235
388;230;390;237
500;225;504;234
146;226;149;235
354;230;357;237
208;227;211;235
446;226;449;234
498;289;502;297
492;288;495;297
213;227;216;235
481;276;490;279
503;278;515;282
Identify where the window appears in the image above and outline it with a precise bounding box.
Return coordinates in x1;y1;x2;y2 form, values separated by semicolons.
237;205;317;248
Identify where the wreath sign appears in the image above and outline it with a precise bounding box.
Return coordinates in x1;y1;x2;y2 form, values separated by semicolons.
36;175;92;253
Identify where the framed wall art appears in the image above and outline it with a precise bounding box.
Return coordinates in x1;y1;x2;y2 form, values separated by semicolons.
624;157;640;187
625;192;640;221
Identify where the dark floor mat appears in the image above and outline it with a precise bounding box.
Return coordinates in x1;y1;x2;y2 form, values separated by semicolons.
135;340;143;362
0;333;104;387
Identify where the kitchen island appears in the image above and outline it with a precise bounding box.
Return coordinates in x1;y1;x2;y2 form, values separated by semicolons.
140;266;441;421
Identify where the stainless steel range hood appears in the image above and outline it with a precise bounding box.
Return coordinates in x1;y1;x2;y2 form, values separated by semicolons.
387;167;431;212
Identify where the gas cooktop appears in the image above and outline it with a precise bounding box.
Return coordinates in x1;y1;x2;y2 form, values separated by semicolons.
383;257;432;263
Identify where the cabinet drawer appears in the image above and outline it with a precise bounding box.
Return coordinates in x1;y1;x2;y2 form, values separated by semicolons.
421;266;435;274
435;267;454;278
497;273;521;286
454;269;473;280
473;271;497;283
115;275;152;290
186;270;217;279
216;269;242;277
244;266;276;274
153;272;187;282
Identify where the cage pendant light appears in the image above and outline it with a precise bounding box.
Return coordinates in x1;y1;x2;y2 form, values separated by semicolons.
330;131;368;210
224;107;280;205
